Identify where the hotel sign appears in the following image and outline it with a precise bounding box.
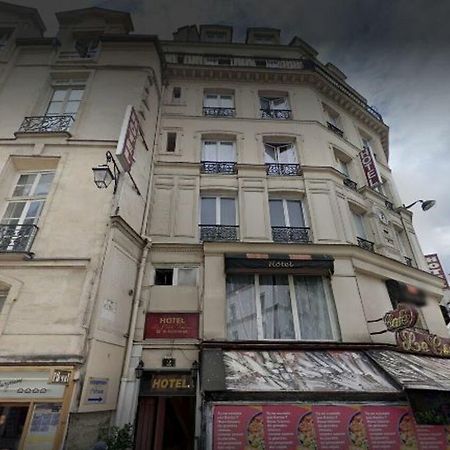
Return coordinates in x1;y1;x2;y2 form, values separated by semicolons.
140;372;195;396
359;146;382;188
425;253;449;289
115;105;141;172
144;313;199;339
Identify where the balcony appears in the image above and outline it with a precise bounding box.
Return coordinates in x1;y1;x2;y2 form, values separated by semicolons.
343;178;358;191
327;122;344;138
266;163;302;176
272;227;311;243
357;237;375;252
199;225;239;242
260;109;291;120
203;107;235;117
17;115;74;134
201;161;237;175
0;224;38;254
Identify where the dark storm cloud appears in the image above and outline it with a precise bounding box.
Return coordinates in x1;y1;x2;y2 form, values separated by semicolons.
8;0;450;275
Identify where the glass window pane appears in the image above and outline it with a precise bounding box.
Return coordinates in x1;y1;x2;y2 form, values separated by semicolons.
13;174;36;197
271;97;288;109
46;101;63;115
294;276;334;340
260;97;270;110
287;201;305;227
204;94;218;107
218;142;235;162
64;101;80;114
220;198;235;225
25;201;44;220
202;141;217;161
3;202;25;220
339;160;349;176
51;89;66;101
278;145;296;163
220;95;233;108
352;211;366;239
227;274;257;340
177;268;197;286
34;173;55;196
264;145;277;163
201;197;216;224
269;200;285;227
259;275;294;339
69;89;84;101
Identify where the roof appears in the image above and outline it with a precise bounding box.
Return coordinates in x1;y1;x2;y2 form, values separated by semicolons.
0;1;46;34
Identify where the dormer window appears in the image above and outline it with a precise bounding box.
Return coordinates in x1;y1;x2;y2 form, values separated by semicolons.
0;28;13;49
74;37;99;58
253;33;276;44
200;26;232;43
205;31;227;42
247;28;280;45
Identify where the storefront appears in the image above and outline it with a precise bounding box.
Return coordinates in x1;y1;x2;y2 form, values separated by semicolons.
0;366;74;450
201;348;450;449
134;370;197;450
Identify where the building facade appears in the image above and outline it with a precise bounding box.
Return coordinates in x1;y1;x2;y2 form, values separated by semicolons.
0;5;448;450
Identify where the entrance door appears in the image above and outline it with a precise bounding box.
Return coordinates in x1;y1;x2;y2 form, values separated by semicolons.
135;396;195;450
0;404;29;450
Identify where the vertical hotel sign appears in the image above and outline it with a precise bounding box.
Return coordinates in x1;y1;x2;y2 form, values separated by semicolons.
115;105;141;172
359;146;382;188
425;253;449;288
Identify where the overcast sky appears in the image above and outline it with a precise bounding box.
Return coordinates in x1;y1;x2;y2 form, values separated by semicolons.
9;0;450;278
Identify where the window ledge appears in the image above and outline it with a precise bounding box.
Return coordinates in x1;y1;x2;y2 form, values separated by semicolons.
14;131;72;138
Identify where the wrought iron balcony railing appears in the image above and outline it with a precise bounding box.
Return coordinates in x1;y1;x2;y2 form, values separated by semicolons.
327;122;344;138
0;224;38;253
260;109;292;120
272;227;311;243
18;114;75;133
343;178;358;191
201;161;237;175
404;256;413;267
203;107;235;117
357;237;375;252
199;225;239;242
266;163;302;176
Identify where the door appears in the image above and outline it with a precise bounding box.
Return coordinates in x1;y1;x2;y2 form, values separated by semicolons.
0;404;29;450
135;397;195;450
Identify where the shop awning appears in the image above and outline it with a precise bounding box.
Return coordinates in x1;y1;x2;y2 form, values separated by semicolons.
202;349;398;393
224;254;334;275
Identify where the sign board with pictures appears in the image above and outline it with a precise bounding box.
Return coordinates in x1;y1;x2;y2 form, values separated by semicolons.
23;403;61;450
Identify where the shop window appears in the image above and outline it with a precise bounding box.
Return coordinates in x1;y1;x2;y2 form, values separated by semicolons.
227;274;339;341
154;267;197;286
166;132;177;152
0;404;29;447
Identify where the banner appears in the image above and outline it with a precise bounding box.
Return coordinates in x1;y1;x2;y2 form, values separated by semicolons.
359;146;382;189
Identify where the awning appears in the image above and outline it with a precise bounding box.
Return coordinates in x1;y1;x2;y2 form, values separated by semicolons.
225;253;334;275
201;349;398;393
385;279;426;307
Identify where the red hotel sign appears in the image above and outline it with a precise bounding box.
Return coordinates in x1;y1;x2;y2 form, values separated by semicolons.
359;146;381;188
425;253;449;288
144;313;199;339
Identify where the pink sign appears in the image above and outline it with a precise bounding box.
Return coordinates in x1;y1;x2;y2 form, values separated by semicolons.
359;145;382;188
212;404;450;450
425;254;449;289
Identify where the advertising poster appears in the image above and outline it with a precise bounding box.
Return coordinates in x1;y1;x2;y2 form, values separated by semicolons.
212;403;450;450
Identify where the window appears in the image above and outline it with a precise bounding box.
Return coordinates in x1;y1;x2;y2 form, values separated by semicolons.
0;288;8;313
227;274;339;341
253;33;276;44
323;104;343;135
166;132;177;152
46;86;84;116
200;197;236;225
204;56;232;66
204;31;227;42
172;87;182;100
203;93;234;109
264;142;297;164
0;28;13;49
260;96;289;111
361;136;373;151
269;199;305;228
1;172;54;252
352;210;366;239
74;37;99;58
337;158;350;177
202;140;236;162
154;268;197;286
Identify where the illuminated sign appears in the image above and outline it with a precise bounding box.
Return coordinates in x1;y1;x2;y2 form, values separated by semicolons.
140;372;195;396
359;146;381;188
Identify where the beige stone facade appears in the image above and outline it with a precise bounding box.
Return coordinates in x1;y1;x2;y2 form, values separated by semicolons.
0;5;447;450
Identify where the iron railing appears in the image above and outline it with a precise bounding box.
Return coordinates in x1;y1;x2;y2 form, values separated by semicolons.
357;237;375;252
260;109;291;120
18;115;75;133
266;163;302;176
201;161;237;175
203;107;236;117
327;122;344;138
0;224;38;253
199;225;239;242
343;178;358;191
272;227;311;243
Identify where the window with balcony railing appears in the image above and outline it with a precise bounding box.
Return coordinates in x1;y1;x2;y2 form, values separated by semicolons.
200;196;238;241
201;140;237;174
323;104;344;137
351;210;374;252
270;199;310;243
259;95;291;119
203;92;235;117
264;142;301;176
0;172;54;253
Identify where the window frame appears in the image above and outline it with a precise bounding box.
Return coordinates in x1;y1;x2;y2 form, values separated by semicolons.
201;140;236;162
351;209;367;240
153;267;198;286
200;196;237;226
227;274;340;341
269;198;306;228
45;84;85;117
203;92;234;108
264;142;297;164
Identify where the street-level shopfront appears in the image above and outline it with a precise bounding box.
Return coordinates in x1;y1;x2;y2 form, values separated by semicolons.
0;366;74;450
201;347;450;449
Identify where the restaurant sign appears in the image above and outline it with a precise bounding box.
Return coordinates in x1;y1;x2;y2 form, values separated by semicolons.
396;328;450;358
144;312;199;339
383;303;418;331
359;146;382;188
140;372;195;396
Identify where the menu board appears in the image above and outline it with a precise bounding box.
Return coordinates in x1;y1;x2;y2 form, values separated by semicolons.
212;403;450;449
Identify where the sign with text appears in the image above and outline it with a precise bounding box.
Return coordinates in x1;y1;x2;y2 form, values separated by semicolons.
140;372;195;396
384;304;418;331
212;403;450;449
85;377;108;405
144;313;199;339
425;253;449;288
396;327;450;358
359;145;382;188
115;105;141;172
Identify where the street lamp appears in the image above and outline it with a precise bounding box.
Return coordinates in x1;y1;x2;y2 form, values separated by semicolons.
92;151;120;193
135;360;144;379
402;199;436;211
